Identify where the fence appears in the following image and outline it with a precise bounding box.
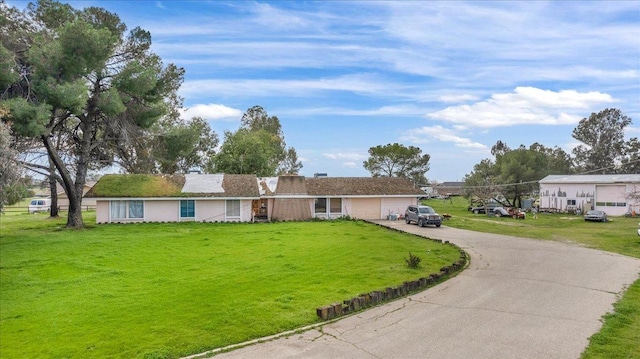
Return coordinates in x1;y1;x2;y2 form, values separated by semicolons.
2;205;96;213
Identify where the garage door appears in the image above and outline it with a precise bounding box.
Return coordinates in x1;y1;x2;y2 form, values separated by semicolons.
382;198;413;217
351;198;381;219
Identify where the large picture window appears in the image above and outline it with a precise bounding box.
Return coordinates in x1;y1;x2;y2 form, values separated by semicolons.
180;200;195;218
315;198;342;217
226;200;240;217
110;200;144;219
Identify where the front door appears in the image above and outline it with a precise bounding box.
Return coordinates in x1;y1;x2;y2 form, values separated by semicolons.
252;199;268;220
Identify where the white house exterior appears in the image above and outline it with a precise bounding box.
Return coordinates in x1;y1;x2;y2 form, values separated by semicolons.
538;174;640;216
87;174;426;224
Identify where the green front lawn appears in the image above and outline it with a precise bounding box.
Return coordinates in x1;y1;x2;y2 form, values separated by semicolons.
424;196;640;359
0;212;461;359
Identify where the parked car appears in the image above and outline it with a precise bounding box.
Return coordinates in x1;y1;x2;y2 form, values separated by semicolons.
469;204;499;214
28;198;52;213
405;205;442;228
583;210;608;222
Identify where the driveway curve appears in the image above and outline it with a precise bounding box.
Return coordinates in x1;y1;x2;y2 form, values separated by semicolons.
197;221;640;359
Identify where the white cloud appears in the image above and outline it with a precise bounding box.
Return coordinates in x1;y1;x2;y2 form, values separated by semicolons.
251;2;309;29
179;74;408;99
438;94;479;103
276;105;425;117
401;126;487;150
427;87;615;128
180;104;243;121
323;152;367;161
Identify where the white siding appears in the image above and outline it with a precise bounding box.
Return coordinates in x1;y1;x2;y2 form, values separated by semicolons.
539;182;634;215
197;200;225;222
595;185;628;215
145;200;179;222
351;198;381;219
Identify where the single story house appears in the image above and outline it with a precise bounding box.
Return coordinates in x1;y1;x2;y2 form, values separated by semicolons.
538;174;640;216
85;173;426;224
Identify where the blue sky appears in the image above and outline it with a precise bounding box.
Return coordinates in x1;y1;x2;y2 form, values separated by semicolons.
10;1;640;182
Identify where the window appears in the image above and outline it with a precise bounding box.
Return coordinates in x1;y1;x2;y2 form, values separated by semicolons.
595;201;627;207
129;200;144;218
315;198;342;217
567;199;576;206
180;200;195;218
110;201;127;219
329;198;342;214
110;200;143;219
315;198;327;214
226;200;240;217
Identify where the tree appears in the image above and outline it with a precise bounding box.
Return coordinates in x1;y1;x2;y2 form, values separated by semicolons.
363;143;430;182
1;0;184;228
495;147;547;207
572;108;633;173
529;142;573;175
463;158;502;208
212;106;302;176
241;105;284;138
278;147;303;175
620;137;640;174
0;120;23;210
115;117;218;174
464;141;573;207
157;117;218;174
212;129;282;176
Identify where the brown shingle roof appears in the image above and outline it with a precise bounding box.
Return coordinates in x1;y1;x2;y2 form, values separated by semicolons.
274;175;307;195
221;174;260;197
305;177;425;196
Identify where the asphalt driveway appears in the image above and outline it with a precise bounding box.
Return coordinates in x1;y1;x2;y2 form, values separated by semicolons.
194;221;640;359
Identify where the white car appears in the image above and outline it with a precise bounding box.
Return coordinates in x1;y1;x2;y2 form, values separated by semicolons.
28;198;52;213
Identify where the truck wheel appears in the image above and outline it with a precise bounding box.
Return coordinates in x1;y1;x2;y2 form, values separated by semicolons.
405;217;410;224
418;218;424;227
436;223;441;228
473;209;479;214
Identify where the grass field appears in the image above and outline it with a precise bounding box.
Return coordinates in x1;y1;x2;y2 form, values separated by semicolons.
423;196;640;359
0;211;461;359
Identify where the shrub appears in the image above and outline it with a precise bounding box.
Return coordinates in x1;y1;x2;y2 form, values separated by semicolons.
405;252;421;269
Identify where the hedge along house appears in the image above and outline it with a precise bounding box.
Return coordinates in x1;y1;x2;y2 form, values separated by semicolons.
87;174;427;223
538;174;640;215
86;173;260;224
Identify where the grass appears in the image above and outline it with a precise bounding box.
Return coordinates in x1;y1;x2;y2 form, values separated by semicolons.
424;196;640;359
0;211;461;359
580;282;640;359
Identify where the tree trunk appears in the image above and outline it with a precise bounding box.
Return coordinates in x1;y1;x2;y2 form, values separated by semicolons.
42;134;84;229
48;158;59;217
